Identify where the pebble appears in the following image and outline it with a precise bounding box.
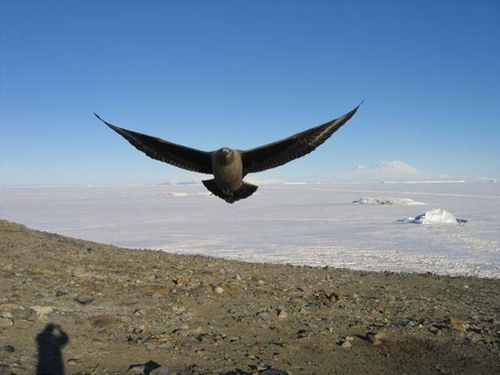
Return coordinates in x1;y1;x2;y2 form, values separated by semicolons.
448;317;467;331
3;345;15;353
171;327;190;337
173;276;191;286
128;360;162;373
296;329;308;339
261;369;290;375
277;309;288;319
367;332;386;346
257;312;269;321
214;286;225;294
341;341;352;349
468;324;482;333
336;336;354;349
66;358;81;365
74;295;95;305
55;289;69;297
430;326;440;334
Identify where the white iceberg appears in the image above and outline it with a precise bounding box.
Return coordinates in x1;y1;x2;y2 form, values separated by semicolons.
160;192;189;197
353;197;425;206
160;191;213;198
407;209;467;225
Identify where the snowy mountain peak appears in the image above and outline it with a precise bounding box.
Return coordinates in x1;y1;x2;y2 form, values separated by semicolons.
329;160;422;182
354;161;419;174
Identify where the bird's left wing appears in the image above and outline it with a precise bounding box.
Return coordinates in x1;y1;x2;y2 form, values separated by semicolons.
95;114;212;174
241;105;360;175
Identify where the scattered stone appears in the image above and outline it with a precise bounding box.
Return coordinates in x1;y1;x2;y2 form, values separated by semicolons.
1;220;500;374
277;309;288;319
341;341;352;349
214;286;225;294
261;369;290;375
310;290;339;306
196;332;219;344
67;358;81;365
74;295;95;305
128;360;161;374
171;327;190;337
336;336;354;349
3;345;15;353
256;311;269;321
448;317;467;331
173;276;191;286
367;332;386;346
296;329;308;339
468;324;482;333
429;326;440;334
55;289;69;297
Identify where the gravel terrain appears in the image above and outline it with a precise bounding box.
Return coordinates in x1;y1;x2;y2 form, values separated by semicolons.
0;219;499;374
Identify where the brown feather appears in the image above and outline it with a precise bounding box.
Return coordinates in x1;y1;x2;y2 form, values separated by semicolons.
95;114;212;174
241;105;359;175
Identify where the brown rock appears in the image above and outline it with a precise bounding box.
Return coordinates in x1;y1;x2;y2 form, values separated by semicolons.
367;331;386;346
448;317;467;331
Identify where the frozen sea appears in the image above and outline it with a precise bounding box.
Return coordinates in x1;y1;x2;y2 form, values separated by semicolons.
1;182;499;278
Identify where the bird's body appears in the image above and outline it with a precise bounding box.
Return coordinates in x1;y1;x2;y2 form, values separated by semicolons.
95;105;360;203
211;148;242;191
203;147;258;203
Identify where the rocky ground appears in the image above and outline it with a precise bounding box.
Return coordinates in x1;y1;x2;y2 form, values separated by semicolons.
0;219;499;374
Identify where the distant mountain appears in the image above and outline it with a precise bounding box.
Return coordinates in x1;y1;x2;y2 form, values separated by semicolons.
326;160;426;183
353;160;419;175
176;180;199;185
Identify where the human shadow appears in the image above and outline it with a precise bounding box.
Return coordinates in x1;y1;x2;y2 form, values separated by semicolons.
36;324;69;375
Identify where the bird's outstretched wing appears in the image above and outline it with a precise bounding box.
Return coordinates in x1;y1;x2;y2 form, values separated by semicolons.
95;114;212;174
241;105;360;175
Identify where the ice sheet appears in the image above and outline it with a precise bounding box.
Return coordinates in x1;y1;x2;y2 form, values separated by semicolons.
1;182;499;278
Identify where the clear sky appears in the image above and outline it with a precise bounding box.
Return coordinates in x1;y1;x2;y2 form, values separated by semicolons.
1;0;499;185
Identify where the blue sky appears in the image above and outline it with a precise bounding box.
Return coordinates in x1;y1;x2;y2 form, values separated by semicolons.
1;0;499;185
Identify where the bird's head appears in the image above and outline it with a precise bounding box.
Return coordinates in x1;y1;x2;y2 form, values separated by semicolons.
217;147;234;163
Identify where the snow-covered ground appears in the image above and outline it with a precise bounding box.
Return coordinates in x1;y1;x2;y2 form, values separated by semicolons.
1;182;499;278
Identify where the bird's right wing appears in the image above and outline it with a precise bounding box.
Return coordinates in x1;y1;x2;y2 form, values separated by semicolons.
241;105;359;175
95;114;212;174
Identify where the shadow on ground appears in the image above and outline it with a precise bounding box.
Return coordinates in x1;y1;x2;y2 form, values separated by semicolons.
36;324;69;375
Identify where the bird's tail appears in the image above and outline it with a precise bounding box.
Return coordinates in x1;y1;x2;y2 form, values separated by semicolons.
202;179;258;204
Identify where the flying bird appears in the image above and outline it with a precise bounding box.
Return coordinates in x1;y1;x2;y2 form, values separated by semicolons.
95;105;360;203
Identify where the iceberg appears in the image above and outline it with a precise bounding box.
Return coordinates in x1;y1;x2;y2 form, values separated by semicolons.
353;197;425;206
407;209;467;225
